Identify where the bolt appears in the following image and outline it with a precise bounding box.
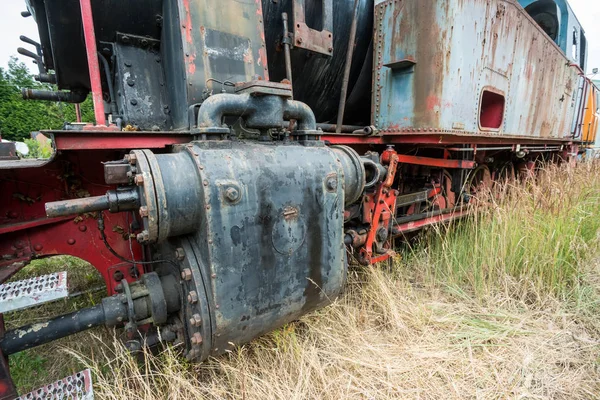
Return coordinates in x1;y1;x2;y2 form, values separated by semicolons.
326;176;338;191
328;46;333;52
67;238;76;245
225;187;239;202
136;230;149;242
187;291;198;304
297;37;303;44
189;314;202;327
139;206;149;217
181;268;192;281
134;175;144;186
126;153;137;165
175;247;185;261
78;225;87;232
113;270;124;282
127;78;135;87
191;332;203;345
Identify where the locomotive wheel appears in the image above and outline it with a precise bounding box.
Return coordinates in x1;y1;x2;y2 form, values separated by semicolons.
431;169;455;210
466;165;492;200
493;162;516;196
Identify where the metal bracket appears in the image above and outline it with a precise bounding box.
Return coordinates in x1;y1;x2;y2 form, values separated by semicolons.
292;0;334;56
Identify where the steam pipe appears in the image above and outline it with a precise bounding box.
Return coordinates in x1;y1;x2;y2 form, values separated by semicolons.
22;88;88;103
283;100;316;131
197;93;317;132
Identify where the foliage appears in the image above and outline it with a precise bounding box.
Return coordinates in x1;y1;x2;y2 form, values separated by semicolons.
21;138;52;159
0;57;95;141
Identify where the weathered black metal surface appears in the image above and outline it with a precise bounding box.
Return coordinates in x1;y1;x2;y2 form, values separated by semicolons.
114;38;172;130
262;0;374;124
27;0;163;91
149;140;351;359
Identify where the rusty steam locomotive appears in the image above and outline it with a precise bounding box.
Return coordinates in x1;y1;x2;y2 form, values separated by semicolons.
0;0;596;397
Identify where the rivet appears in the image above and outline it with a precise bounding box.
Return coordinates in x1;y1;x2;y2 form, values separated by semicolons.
130;99;138;106
139;206;149;217
205;205;210;210
211;273;216;278
78;225;87;232
33;244;43;251
67;238;76;245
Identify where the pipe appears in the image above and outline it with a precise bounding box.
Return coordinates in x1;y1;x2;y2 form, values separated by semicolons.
46;195;110;217
45;187;139;217
282;100;317;131
22;88;88;103
317;123;364;133
17;47;44;75
35;73;57;84
0;304;106;355
97;52;118;116
197;93;317;132
335;0;360;133
281;13;293;93
79;0;107;125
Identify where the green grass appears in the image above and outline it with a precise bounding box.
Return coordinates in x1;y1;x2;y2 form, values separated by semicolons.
4;256;106;393
404;163;600;303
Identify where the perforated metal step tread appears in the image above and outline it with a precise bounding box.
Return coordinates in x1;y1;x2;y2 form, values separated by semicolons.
16;369;94;400
0;272;68;313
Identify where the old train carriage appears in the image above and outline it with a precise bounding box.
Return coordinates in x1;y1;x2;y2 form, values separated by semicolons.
0;0;595;397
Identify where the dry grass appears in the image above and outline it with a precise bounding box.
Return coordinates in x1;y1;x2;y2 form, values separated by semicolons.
12;161;600;399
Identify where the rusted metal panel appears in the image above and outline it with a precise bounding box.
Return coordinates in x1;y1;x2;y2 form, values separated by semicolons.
292;0;334;55
373;0;580;140
162;0;269;129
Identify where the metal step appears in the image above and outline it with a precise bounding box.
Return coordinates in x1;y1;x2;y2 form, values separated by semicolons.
0;272;68;314
16;369;94;400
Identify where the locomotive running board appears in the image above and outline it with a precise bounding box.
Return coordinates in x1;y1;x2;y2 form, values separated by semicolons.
15;369;94;400
0;272;68;314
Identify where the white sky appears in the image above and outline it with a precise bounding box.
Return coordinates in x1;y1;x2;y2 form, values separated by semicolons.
0;0;598;75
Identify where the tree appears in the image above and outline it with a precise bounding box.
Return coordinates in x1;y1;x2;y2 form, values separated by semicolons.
0;57;95;141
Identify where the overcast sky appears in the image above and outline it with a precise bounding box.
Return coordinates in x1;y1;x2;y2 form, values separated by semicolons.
0;0;599;75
